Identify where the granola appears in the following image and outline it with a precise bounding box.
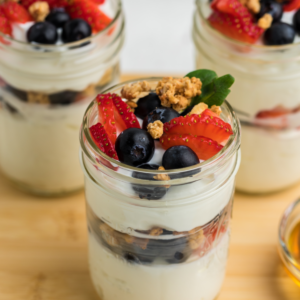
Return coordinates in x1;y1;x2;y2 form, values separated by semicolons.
147;120;164;139
121;81;151;101
188;229;205;250
29;1;50;22
153;166;171;182
210;105;222;116
27;92;50;104
189;102;208;115
258;13;273;29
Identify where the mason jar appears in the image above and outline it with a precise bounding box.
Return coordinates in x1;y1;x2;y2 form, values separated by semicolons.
193;0;300;194
79;79;241;300
0;0;124;196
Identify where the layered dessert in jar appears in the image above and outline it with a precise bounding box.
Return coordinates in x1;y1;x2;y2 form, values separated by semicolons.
79;70;241;300
0;0;124;195
193;0;300;193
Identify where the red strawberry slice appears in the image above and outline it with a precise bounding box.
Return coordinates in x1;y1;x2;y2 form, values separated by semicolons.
89;123;118;160
0;11;12;37
256;106;292;119
211;0;247;17
66;0;112;33
91;0;105;4
163;114;233;144
1;2;32;23
283;0;300;12
96;94;117;144
202;109;220;118
110;93;141;130
21;0;67;9
160;134;223;160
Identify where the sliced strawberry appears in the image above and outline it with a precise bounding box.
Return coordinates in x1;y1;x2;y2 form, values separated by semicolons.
211;0;247;17
89;123;118;160
96;94;117;144
256;106;292;119
0;11;12;37
202;109;220;118
209;7;264;44
160;134;223;160
110;93;141;129
163;114;233;144
283;0;300;12
1;2;32;23
21;0;67;9
91;0;105;4
66;0;112;33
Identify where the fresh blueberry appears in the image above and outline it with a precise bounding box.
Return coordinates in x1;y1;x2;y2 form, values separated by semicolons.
293;9;300;34
142;107;180;131
27;22;58;44
134;93;162;119
162;146;200;178
132;163;169;200
62;18;92;43
115;128;155;167
49;91;78;105
263;22;295;45
45;8;70;29
7;85;27;102
256;0;283;23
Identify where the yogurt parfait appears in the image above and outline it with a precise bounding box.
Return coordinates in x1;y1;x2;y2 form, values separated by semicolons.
193;0;300;193
80;70;241;300
0;0;124;195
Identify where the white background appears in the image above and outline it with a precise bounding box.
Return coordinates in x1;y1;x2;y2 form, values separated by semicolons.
120;0;195;75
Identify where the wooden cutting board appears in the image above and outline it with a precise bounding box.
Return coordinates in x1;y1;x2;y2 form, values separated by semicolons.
1;75;300;300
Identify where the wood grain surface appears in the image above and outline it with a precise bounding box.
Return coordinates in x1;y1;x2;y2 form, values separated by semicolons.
1;75;300;300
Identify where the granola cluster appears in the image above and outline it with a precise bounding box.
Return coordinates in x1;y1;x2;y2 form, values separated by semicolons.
188;228;205;250
153;166;171;182
121;81;151;102
211;105;222;116
258;13;273;29
147;120;164;139
239;0;260;13
156;77;202;112
189;102;208;115
29;1;50;22
27;92;50;104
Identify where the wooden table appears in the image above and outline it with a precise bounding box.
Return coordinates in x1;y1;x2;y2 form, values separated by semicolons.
1;75;300;300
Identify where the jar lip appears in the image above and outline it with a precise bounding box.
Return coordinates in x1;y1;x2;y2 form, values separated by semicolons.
196;0;300;51
80;77;241;176
0;0;122;49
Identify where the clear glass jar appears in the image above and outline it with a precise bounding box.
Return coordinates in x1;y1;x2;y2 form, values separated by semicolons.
79;79;241;300
193;0;300;193
0;0;124;196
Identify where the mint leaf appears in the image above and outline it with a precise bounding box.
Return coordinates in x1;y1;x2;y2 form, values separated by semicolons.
185;69;217;87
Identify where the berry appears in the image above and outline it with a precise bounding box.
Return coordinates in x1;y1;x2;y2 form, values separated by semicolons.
256;1;283;23
134;93;162;119
21;0;69;9
256;106;291;118
89;123;119;160
0;12;12;37
209;0;264;44
284;0;300;12
111;94;141;130
160;134;224;161
66;0;112;33
163;114;233;144
27;22;58;44
180;106;193;116
96;94;117;144
142;107;179;131
263;22;295;45
62;18;92;43
115;128;154;167
45;8;70;28
132;163;169;200
1;2;32;23
49;91;78;105
7;85;27;101
293;9;300;35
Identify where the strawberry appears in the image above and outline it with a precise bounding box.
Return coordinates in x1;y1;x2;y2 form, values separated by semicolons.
283;0;300;12
66;0;112;33
0;11;12;37
110;93;141;130
96;94;117;144
256;106;292;118
211;0;247;17
1;2;32;23
91;0;105;3
202;109;220;118
89;123;118;160
163;114;233;144
160;134;224;160
21;0;67;9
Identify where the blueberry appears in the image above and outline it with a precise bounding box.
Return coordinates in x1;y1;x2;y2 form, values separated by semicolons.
256;0;283;23
142;107;179;131
263;22;295;45
45;8;70;29
49;91;78;105
180;105;193;116
132;163;168;200
162;146;199;178
7;85;27;102
62;18;92;43
134;93;162;119
293;9;300;34
27;22;58;44
115;128;155;167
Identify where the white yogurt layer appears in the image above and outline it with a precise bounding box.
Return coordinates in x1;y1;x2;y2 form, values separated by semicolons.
88;230;230;300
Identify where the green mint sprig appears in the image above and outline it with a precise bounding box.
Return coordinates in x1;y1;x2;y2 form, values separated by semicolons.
185;69;235;107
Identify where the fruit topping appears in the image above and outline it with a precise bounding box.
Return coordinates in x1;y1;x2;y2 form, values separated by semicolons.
45;8;70;28
132;163;169;200
256;1;283;23
284;0;300;12
142;107;180;131
62;18;91;43
0;11;12;37
89;122;119;160
163;113;233;144
134;93;162;119
293;9;300;34
28;1;50;22
65;0;112;33
96;94;117;144
115;128;155;167
160;134;224;161
49;90;78;105
263;22;295;45
256;106;292;118
1;2;33;23
27;21;58;44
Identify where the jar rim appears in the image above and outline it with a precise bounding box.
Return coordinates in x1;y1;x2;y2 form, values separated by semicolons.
0;0;122;50
196;0;300;51
79;77;241;177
